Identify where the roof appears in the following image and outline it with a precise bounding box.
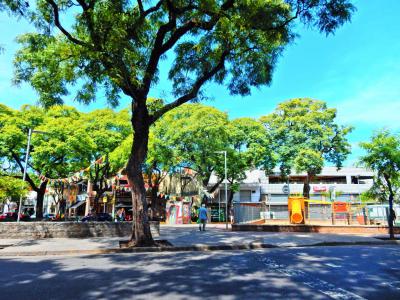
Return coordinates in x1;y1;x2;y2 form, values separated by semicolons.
269;166;374;177
208;166;374;186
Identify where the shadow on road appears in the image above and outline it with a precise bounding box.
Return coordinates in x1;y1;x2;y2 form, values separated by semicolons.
0;245;399;299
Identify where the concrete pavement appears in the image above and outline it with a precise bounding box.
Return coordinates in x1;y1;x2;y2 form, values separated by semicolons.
0;224;398;256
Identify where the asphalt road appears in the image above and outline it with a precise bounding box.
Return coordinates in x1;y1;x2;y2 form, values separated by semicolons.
0;245;399;300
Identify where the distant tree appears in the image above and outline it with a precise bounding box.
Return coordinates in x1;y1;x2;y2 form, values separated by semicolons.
1;0;355;245
359;130;400;239
224;117;275;205
156;104;230;193
0;105;93;218
0;104;129;218
0;175;28;203
261;98;352;198
81;109;131;211
158;105;275;212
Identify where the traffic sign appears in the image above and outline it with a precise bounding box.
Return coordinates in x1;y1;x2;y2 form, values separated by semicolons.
282;184;290;194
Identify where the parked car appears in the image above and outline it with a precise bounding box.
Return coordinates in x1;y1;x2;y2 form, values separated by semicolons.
43;213;57;221
0;212;30;222
81;213;112;222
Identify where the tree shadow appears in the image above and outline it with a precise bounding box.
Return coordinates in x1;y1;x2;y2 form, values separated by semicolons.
1;245;399;300
160;226;377;247
0;250;329;300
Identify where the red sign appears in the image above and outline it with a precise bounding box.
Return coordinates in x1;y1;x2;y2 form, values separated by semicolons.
333;202;349;213
313;186;327;192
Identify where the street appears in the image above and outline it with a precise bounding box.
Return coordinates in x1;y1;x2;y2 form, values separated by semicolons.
1;245;399;300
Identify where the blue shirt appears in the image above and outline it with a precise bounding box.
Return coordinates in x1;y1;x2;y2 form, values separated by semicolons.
199;207;207;220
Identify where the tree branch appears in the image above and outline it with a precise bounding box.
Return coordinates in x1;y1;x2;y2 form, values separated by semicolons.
141;0;235;100
76;0;89;11
46;0;90;47
151;49;230;123
10;152;40;193
141;0;164;18
141;3;177;98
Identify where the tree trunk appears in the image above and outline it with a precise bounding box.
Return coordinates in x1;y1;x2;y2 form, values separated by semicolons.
35;180;48;220
126;102;154;246
303;173;311;199
384;175;395;240
388;193;395;240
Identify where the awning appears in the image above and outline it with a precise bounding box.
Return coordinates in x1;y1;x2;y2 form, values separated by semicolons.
70;201;86;209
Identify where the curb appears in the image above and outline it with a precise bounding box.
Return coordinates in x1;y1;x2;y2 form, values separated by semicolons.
0;239;398;257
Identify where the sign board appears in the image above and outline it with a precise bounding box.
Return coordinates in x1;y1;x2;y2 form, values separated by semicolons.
313;186;327;192
282;184;290;194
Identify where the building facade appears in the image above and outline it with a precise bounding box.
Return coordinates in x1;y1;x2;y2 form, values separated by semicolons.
209;167;374;207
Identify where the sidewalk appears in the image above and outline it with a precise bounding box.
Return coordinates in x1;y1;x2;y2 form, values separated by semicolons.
0;224;398;256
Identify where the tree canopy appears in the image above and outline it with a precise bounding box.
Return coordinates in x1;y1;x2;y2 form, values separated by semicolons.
359;129;400;238
2;0;355;111
0;175;28;203
0;103;130;217
261;98;352;198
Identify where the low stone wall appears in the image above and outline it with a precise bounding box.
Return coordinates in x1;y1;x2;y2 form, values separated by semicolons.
0;221;160;239
232;223;400;235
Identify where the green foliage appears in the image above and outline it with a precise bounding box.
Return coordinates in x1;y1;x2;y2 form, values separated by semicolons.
0;104;130;188
359;129;400;203
154;103;230;186
261;98;352;177
154;104;274;188
2;0;354;113
227;117;275;184
0;175;28;202
294;149;324;176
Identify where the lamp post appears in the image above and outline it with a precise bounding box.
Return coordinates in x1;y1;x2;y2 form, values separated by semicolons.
215;151;228;229
356;175;361;205
17;129;49;222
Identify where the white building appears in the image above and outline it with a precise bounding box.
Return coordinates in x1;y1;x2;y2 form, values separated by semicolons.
209;167;374;205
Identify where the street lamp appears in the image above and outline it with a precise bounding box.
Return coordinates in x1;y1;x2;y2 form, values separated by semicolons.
17;129;49;222
215;151;228;229
356;174;361;205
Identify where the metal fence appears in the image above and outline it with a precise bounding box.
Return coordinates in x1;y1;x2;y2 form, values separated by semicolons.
233;202;266;224
233;202;400;225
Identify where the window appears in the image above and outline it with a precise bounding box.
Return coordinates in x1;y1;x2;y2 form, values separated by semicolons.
239;190;252;202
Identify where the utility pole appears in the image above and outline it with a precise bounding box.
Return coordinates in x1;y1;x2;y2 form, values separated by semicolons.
215;151;228;229
17;129;32;222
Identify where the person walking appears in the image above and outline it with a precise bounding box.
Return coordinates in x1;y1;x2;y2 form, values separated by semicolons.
198;204;208;231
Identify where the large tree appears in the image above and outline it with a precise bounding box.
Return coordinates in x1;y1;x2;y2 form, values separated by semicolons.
0;104;94;218
261;98;352;198
81;108;131;211
2;0;355;245
359;130;400;239
0;175;28;204
226;117;275;201
0;104;130;218
157;105;275;213
156;103;231;192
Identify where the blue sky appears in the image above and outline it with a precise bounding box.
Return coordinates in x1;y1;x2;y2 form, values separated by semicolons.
1;0;399;166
